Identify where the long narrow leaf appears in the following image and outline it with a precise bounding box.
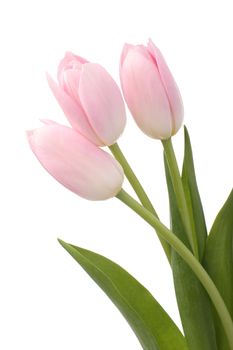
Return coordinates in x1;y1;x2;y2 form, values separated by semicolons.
58;239;187;350
182;126;207;260
204;189;233;350
164;150;217;350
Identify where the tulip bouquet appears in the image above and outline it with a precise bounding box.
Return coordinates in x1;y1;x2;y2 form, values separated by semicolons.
28;39;233;350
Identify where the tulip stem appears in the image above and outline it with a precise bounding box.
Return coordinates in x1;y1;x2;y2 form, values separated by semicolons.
116;188;233;350
162;138;199;259
110;143;171;261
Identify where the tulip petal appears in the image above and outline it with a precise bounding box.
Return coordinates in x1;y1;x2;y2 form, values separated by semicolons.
47;73;102;145
40;119;59;126
57;51;88;86
62;69;82;102
79;63;126;146
147;39;184;135
120;49;172;139
120;43;134;66
27;125;124;200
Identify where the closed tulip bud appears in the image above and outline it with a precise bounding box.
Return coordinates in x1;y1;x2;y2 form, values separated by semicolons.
27;124;124;200
47;52;126;146
120;39;184;140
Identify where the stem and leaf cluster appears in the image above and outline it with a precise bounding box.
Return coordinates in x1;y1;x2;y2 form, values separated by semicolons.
110;128;233;350
60;127;233;350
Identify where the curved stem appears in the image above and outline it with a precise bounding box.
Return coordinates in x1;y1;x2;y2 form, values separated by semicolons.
116;189;233;350
110;143;158;215
162;138;199;259
110;143;171;261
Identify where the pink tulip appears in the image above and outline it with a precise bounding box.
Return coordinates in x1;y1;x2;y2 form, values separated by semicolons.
47;52;126;146
27;124;124;200
120;39;184;140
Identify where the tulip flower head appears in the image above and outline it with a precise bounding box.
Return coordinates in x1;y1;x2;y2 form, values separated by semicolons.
120;39;183;140
27;124;124;200
47;52;126;146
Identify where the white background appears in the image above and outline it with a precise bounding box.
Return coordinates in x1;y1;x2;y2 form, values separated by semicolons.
0;0;232;349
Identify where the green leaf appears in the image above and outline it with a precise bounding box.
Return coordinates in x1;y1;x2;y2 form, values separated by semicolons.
203;189;233;350
182;126;207;260
164;152;218;350
58;239;187;350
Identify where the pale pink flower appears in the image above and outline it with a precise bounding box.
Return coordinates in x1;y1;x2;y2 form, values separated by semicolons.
120;39;183;140
47;52;126;146
27;124;124;200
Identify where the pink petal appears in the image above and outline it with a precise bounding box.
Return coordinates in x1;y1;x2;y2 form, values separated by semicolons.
40;119;59;125
120;43;134;66
147;39;184;134
79;63;126;145
57;51;88;85
120;49;172;139
27;125;124;200
47;73;102;145
62;68;82;101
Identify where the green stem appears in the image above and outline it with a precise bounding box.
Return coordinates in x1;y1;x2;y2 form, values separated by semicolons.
110;143;171;261
162;138;199;259
110;143;158;216
116;189;233;350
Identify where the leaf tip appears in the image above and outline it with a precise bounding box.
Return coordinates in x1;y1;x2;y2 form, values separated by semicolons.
57;238;67;249
183;125;190;142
